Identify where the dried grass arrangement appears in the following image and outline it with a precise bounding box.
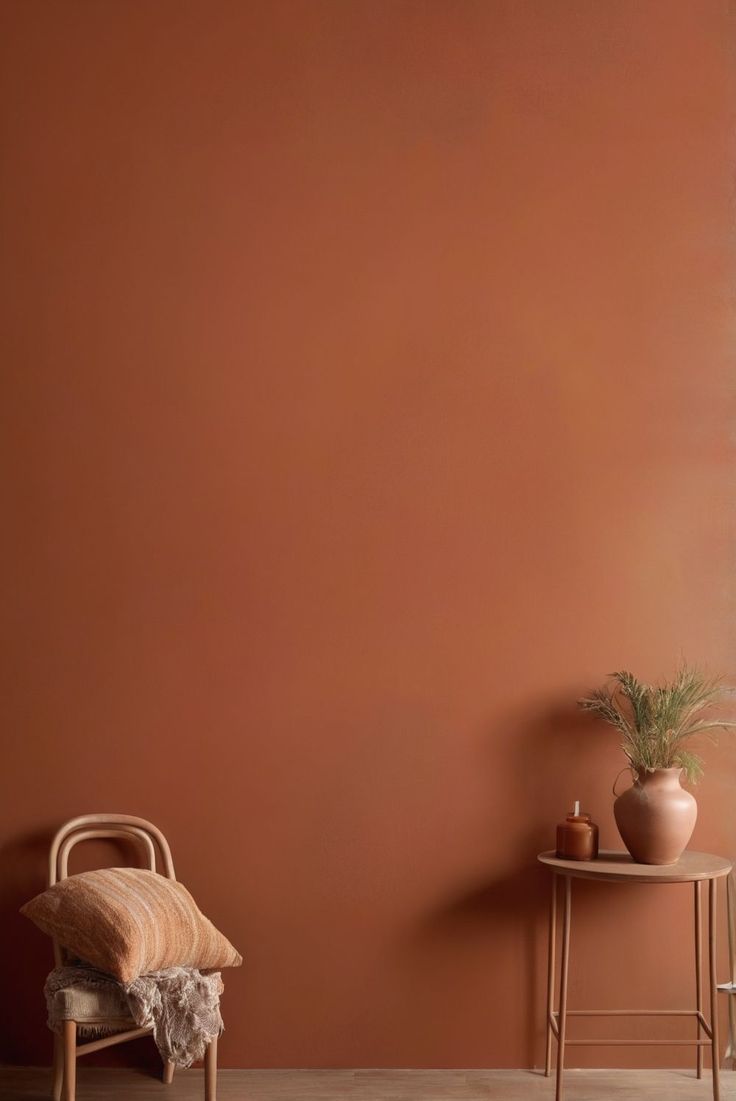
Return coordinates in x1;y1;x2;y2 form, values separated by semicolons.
579;665;736;783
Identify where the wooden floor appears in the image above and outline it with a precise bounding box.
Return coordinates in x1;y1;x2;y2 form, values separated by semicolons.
0;1067;734;1101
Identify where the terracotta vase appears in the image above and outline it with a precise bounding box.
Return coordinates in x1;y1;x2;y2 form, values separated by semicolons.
613;767;697;865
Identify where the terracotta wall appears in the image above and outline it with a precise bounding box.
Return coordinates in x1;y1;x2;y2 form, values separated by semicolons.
1;0;734;1070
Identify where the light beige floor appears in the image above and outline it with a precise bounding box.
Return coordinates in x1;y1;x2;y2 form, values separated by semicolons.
0;1067;734;1101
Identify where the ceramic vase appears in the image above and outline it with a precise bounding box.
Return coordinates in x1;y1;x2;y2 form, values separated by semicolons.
613;767;697;865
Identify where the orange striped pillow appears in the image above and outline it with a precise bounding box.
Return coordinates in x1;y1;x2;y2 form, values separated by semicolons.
21;868;242;984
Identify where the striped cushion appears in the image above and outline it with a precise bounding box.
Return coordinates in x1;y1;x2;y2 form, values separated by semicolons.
21;868;242;984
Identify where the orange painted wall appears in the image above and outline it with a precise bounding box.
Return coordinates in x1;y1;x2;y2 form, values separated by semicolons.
1;0;734;1070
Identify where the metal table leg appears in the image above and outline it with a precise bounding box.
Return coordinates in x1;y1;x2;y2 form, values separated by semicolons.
709;878;721;1101
545;875;557;1077
696;881;702;1079
555;876;571;1101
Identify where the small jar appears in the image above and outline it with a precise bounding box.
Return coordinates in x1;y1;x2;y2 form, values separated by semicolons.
556;806;599;861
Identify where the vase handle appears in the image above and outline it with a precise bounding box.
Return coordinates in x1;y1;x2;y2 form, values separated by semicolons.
612;766;636;798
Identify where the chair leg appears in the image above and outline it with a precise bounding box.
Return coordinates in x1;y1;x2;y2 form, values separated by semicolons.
62;1020;76;1101
163;1060;175;1085
51;1032;63;1101
204;1035;217;1101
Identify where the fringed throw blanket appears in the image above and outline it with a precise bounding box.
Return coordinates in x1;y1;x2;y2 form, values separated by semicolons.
45;964;224;1068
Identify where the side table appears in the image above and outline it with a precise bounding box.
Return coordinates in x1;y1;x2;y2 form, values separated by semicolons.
538;849;731;1101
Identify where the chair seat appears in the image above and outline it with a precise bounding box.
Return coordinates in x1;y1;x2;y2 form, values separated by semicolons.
51;980;135;1030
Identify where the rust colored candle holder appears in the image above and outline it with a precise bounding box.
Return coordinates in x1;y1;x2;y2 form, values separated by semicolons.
556;801;599;861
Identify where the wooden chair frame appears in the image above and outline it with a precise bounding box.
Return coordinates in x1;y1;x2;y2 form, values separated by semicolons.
718;870;736;1067
48;813;217;1101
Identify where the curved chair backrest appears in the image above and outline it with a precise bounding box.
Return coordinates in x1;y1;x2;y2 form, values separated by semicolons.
49;814;176;885
48;814;176;967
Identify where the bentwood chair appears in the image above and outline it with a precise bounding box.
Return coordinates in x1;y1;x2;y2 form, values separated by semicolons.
719;869;736;1067
47;814;217;1101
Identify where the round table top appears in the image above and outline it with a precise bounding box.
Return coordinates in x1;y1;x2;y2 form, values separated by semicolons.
538;849;731;883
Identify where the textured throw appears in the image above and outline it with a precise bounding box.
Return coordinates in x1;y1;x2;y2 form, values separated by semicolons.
45;964;224;1068
22;868;242;983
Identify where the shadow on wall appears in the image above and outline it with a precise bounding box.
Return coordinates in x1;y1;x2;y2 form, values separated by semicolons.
402;695;610;1067
0;825;58;1066
0;828;159;1069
